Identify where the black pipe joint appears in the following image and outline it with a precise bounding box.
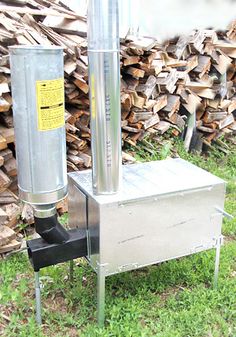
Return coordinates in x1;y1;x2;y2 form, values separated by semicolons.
27;228;88;272
35;214;70;244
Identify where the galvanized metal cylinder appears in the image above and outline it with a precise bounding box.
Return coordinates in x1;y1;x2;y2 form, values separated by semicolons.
88;0;122;195
9;46;67;205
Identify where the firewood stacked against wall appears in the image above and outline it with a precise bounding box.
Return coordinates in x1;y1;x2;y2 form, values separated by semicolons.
0;0;235;253
0;47;20;253
65;30;236;163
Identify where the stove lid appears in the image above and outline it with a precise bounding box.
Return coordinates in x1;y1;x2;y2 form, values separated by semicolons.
69;158;225;205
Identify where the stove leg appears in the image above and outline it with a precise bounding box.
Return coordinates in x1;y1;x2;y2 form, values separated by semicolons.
35;271;42;325
214;238;221;289
97;268;106;327
69;260;74;284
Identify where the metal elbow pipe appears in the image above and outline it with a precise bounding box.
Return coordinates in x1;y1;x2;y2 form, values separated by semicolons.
34;205;69;244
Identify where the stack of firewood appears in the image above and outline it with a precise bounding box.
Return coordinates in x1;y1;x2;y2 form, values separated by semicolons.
0;0;235;253
65;29;236;166
0;95;20;253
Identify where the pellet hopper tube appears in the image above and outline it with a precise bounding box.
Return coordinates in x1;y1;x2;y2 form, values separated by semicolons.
87;0;122;195
9;46;69;243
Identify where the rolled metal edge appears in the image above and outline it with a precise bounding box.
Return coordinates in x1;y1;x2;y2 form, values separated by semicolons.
19;186;68;205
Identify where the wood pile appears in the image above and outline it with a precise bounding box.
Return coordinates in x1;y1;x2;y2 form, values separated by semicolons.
0;0;235;253
65;29;236;166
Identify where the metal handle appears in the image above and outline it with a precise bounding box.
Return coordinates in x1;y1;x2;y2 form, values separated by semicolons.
215;207;234;219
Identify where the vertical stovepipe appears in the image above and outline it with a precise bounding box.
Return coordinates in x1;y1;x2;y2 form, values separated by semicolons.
10;46;69;243
9;46;67;205
87;0;122;195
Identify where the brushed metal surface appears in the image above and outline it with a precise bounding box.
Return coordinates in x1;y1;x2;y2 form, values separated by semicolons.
68;176;87;230
69;158;225;204
19;186;67;206
88;51;121;195
9;46;67;205
97;184;224;275
68;158;225;276
88;0;121;194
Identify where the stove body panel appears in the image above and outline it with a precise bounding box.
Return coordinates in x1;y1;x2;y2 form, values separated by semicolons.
68;159;225;276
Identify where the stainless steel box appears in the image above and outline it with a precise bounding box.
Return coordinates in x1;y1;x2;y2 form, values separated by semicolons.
68;158;225;277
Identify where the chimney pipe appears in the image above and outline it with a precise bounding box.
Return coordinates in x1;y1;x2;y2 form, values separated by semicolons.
9;46;68;244
87;0;122;195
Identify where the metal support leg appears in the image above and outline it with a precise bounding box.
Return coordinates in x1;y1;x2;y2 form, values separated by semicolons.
97;268;106;327
214;238;221;289
184;109;196;151
35;271;42;325
69;260;74;284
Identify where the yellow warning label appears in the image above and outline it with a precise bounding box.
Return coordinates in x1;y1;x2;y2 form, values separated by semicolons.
36;78;65;131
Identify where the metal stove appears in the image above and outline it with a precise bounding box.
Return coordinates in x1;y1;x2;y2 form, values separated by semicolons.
68;158;225;324
8;0;229;328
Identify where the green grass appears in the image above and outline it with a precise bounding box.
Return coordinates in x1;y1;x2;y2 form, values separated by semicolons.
0;140;236;337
